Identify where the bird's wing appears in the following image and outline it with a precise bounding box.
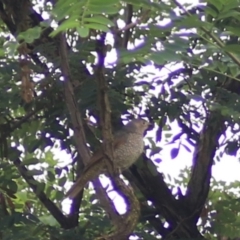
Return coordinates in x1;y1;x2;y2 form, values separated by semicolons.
66;133;126;198
83;131;127;172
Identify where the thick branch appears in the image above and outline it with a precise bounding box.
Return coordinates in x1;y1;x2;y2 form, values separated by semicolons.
58;34;90;162
185;111;226;214
125;157;205;238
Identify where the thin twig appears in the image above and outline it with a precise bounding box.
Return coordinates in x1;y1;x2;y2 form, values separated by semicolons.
118;10;150;33
95;34;115;173
122;4;133;48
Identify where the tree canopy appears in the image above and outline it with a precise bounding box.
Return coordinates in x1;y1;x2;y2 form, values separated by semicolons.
0;0;240;239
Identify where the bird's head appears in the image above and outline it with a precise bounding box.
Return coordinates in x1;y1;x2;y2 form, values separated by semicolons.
124;118;150;135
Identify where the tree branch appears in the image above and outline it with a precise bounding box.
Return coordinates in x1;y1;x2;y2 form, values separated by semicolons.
185;111;226;215
95;34;141;239
122;4;133;49
125;156;205;238
58;33;121;229
117;9;150;33
13;157;72;229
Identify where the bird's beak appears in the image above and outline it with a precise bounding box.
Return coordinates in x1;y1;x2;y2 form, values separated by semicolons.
147;122;154;131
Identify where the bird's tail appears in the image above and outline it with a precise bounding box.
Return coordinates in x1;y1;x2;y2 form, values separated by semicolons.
66;160;104;199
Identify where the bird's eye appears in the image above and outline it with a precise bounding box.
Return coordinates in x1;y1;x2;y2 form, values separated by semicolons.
142;120;148;125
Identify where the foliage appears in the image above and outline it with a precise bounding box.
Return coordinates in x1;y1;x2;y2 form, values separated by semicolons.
0;0;240;239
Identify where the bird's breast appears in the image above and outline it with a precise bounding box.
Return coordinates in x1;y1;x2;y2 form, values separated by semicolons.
114;133;144;169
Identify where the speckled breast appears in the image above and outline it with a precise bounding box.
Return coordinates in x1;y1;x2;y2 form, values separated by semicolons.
114;133;144;170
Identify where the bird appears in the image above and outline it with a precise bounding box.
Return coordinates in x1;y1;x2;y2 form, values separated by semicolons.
66;118;150;199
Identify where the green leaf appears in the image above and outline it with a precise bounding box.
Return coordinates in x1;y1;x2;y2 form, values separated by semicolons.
17;26;42;43
32;224;45;236
46;186;54;198
124;0;149;6
226;27;240;37
179;16;213;28
47;171;55;182
27;169;44;176
89;0;116;5
44;151;56;167
3;40;19;57
16;192;28;202
229;66;240;77
84;23;109;32
221;0;240;11
205;6;218;17
206;0;223;11
84;16;114;26
150;51;181;65
50;19;80;37
0;162;10;169
14;203;25;211
217;62;228;73
0;48;5;57
9;148;22;161
58;176;67;187
28;139;42;153
87;5;119;14
217;10;240;20
39;215;59;227
54;190;64;200
224;44;240;54
20;158;39;166
53;1;82;21
7;180;18;193
77;26;89;37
